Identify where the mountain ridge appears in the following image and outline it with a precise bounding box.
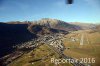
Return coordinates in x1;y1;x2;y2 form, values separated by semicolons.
32;18;81;31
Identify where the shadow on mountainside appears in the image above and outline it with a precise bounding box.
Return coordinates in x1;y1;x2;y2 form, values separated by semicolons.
0;23;37;58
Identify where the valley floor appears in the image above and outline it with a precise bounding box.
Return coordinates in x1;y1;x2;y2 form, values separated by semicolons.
5;30;100;66
63;30;100;66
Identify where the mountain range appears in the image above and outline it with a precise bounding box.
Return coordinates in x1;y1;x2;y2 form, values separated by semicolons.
0;18;97;58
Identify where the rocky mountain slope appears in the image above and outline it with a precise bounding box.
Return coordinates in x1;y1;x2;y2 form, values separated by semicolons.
33;18;81;31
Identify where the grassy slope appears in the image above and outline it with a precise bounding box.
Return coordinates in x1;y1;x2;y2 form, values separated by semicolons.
8;44;72;66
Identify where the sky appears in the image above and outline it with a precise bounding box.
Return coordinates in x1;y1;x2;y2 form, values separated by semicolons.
0;0;100;23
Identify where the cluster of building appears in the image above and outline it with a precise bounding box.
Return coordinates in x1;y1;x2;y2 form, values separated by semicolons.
14;33;66;53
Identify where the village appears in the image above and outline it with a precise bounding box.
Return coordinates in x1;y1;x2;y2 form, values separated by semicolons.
16;33;66;52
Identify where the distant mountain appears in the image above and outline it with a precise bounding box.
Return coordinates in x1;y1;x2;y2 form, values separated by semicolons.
33;18;81;31
69;22;96;30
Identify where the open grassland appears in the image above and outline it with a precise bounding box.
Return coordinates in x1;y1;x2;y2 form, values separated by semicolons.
63;30;100;66
8;44;72;66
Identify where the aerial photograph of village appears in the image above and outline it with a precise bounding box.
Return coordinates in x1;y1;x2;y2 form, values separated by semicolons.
0;0;100;66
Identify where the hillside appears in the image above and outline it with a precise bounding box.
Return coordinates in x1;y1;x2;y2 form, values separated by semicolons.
28;24;68;35
33;18;81;31
0;22;36;58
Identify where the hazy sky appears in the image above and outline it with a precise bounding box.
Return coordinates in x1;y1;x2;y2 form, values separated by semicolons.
0;0;100;23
